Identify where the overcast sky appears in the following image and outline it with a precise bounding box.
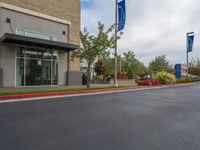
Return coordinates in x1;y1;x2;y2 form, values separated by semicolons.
81;0;200;66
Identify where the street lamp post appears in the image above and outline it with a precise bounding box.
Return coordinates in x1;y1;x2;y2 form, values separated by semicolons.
114;0;118;87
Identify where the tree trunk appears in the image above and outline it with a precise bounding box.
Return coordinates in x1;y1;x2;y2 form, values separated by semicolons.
87;63;91;88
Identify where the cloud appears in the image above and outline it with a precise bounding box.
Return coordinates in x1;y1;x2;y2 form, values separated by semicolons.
81;0;200;65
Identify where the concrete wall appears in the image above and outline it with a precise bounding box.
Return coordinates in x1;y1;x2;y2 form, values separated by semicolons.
58;51;68;85
0;8;2;36
0;43;2;67
67;71;82;86
0;68;2;87
0;43;3;87
0;8;69;43
0;44;15;87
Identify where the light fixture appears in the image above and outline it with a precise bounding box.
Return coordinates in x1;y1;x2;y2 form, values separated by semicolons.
63;31;66;35
6;18;11;23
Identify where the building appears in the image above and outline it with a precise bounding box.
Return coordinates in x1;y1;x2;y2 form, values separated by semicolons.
0;0;82;87
80;59;96;80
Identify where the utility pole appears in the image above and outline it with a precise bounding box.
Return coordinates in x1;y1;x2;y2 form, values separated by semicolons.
114;0;118;87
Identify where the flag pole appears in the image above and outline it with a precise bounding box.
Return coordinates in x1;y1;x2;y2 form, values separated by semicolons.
186;33;189;77
114;0;118;87
186;32;194;77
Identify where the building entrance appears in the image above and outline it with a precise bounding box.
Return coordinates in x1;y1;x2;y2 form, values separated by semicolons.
16;47;58;86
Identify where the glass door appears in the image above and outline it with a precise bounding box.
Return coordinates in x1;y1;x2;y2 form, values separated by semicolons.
16;58;25;86
25;59;51;86
16;47;59;86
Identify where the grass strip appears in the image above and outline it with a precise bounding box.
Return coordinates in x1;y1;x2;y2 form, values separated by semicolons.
0;85;137;96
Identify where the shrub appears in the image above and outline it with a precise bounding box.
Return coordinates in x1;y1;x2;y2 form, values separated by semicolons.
96;74;105;81
154;71;177;84
177;77;193;83
138;79;161;86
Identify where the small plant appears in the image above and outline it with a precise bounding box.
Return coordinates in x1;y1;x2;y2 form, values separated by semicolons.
177;77;193;83
154;71;177;84
96;74;105;81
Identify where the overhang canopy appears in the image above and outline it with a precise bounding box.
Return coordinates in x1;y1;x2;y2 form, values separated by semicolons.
0;33;80;51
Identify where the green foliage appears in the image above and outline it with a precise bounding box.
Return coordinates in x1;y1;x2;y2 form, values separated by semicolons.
94;60;106;76
123;51;136;72
190;58;200;76
96;74;105;81
154;71;177;84
93;50;147;80
72;22;121;88
149;55;170;73
120;51;147;79
177;77;193;83
72;22;116;63
102;57;115;77
137;62;148;78
127;67;134;79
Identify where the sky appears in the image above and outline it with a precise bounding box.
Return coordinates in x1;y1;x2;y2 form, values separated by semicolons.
80;0;200;66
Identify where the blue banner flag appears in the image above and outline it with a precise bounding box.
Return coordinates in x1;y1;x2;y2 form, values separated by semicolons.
187;35;194;53
118;0;126;31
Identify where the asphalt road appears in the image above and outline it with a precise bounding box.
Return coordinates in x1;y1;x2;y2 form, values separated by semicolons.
0;85;200;150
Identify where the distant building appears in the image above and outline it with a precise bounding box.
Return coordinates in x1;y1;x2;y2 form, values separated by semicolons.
0;0;81;87
80;59;96;79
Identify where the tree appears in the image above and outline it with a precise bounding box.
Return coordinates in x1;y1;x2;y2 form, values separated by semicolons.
136;62;147;78
149;55;170;73
103;56;115;77
94;60;106;76
190;58;200;76
123;51;135;72
72;22;121;88
117;50;148;79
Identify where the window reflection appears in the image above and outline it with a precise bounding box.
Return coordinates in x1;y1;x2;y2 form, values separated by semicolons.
16;47;59;86
16;28;58;42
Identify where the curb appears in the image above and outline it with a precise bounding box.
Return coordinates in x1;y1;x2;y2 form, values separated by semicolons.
0;82;198;102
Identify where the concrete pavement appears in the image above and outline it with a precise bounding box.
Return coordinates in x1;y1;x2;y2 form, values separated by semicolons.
0;85;200;150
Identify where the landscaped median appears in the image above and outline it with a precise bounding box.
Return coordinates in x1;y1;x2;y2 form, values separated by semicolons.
0;82;198;101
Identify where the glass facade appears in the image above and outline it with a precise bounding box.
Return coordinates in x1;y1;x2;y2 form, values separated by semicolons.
16;29;58;41
16;47;59;86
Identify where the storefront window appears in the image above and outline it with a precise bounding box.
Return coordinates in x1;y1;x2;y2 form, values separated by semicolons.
51;36;58;41
26;31;51;41
25;49;52;60
16;47;59;86
25;59;52;86
16;58;24;86
52;51;59;60
52;61;58;85
16;29;25;36
16;47;25;57
16;28;58;41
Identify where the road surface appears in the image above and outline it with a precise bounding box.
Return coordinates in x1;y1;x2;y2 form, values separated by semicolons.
0;85;200;150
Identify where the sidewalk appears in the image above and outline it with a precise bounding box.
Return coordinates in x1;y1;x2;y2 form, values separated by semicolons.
0;82;199;101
